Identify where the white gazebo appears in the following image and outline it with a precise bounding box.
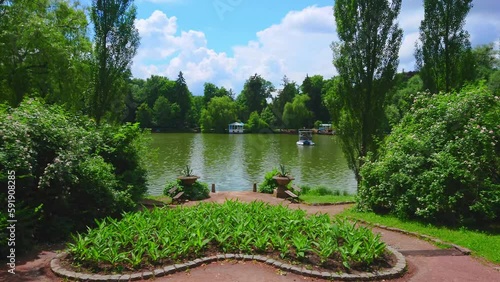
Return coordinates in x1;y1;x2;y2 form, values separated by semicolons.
228;122;244;133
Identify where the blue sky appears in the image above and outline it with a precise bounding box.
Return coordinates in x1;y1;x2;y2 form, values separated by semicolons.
94;0;500;95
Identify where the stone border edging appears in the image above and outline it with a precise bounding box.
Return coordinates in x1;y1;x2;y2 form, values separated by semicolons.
51;246;406;281
350;218;472;255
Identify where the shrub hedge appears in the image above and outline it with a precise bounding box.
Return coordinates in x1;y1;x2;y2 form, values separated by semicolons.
0;98;149;255
359;85;499;227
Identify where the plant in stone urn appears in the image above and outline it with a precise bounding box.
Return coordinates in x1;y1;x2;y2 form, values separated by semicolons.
178;164;199;186
273;164;294;198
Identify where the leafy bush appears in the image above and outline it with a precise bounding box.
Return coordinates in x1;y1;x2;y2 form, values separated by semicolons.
163;179;210;201
359;86;500;226
258;168;279;193
0;98;149;252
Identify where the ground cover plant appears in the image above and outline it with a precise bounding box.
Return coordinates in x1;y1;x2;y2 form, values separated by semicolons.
67;201;388;273
339;208;500;264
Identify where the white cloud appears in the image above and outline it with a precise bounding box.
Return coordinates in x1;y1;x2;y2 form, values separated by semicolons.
132;6;338;94
132;3;500;95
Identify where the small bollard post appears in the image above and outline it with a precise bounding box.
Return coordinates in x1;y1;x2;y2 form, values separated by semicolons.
253;183;257;192
211;183;216;193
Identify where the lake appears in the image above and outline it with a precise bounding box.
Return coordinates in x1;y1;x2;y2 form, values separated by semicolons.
146;133;357;195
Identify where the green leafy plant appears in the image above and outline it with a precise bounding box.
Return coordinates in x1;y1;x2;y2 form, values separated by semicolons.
68;201;387;273
258;168;279;193
277;164;290;177
181;164;194;176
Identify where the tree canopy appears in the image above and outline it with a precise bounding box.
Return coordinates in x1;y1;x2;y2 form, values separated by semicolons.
329;0;403;184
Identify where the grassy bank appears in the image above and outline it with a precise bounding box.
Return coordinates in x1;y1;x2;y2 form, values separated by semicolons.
339;208;500;264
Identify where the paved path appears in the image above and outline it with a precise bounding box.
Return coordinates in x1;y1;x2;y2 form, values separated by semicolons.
1;191;499;282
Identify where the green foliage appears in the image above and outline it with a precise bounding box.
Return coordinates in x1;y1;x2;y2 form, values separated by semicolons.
135;103;153;128
277;164;290;177
181;164;194;176
415;0;473;93
89;0;140;123
163;180;210;201
241;74;275;117
330;0;403;184
302;75;330;124
245;111;269;133
200;96;238;133
0;98;149;251
258;168;279;193
359;85;500;226
282;94;312;129
68;201;386;272
0;0;92;109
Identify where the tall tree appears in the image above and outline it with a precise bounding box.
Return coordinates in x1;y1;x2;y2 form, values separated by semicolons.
89;0;139;123
200;96;238;133
329;0;403;184
240;74;275;117
282;94;312;129
173;71;192;127
273;75;298;126
415;0;473;93
301;75;329;124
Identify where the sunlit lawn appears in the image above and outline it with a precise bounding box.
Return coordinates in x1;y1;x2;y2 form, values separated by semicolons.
338;207;500;264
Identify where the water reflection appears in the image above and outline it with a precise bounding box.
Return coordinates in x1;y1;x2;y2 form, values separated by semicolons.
147;133;357;195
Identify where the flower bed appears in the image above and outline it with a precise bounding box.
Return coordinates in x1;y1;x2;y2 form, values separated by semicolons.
67;201;389;274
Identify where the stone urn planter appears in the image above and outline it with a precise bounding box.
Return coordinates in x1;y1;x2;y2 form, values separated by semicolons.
178;165;199;186
273;176;295;198
177;175;199;186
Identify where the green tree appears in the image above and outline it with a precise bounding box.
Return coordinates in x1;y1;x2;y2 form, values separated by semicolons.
135;102;153;128
0;0;91;109
471;43;500;81
245;111;270;133
489;70;500;95
200;96;238;133
415;0;473;93
89;0;140;123
301;75;329;124
385;74;423;127
172;71;192;127
153;96;174;128
282;94;312;129
329;0;403;184
240;74;275;117
273;75;298;126
143;75;175;108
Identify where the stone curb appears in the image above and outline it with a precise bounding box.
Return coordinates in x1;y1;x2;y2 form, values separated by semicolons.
350;218;472;255
51;246;406;281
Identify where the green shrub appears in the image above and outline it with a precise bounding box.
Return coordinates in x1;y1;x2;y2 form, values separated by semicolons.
163;179;210;201
258;168;279;193
0;98;149;252
359;86;500;226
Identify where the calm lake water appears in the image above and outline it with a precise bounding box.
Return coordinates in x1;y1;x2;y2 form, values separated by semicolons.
146;133;357;195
